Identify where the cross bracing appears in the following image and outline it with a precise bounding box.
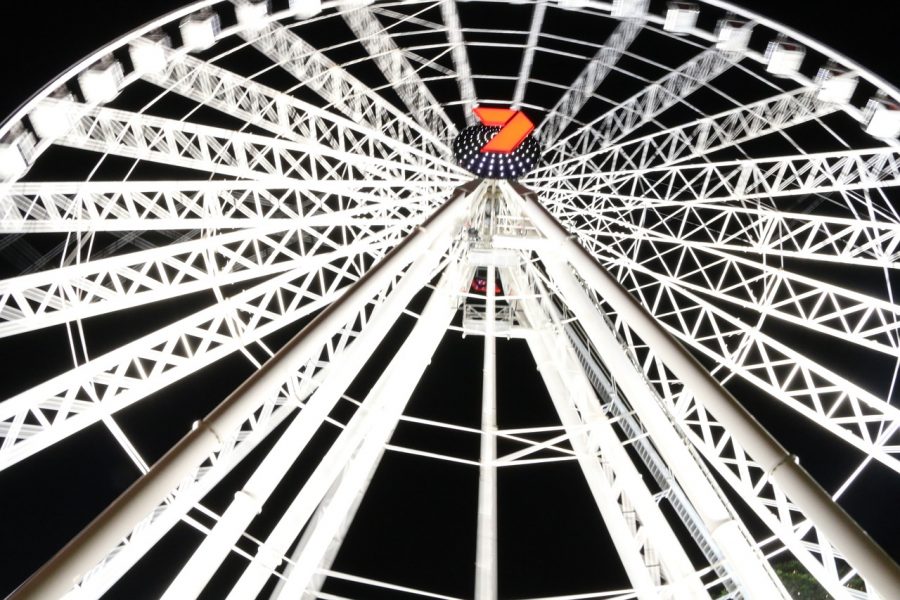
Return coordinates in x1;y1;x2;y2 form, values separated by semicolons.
48;101;461;183
534;148;900;207
1;179;448;233
534;87;841;179
341;4;458;142
142;45;455;165
537;16;646;144
604;314;886;600
2;1;900;599
233;19;452;155
543;46;739;152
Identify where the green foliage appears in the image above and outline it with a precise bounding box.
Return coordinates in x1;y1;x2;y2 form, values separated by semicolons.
774;559;832;599
771;557;867;598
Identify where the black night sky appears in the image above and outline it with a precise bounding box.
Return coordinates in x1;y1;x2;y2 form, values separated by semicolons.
1;1;899;599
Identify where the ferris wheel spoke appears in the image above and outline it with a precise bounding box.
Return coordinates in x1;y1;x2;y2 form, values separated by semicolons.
0;230;401;471
510;1;547;109
538;147;900;209
439;0;476;124
142;45;461;173
596;219;900;353
602;259;900;473
342;4;458;141
535;87;839;180
611;330;868;600
592;231;900;357
44;100;457;182
536;16;645;144
236;20;451;155
545;46;738;152
0;225;295;337
0;179;446;233
569;198;900;269
0;210;417;337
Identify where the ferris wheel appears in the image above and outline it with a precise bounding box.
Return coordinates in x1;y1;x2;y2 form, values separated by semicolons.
1;0;900;598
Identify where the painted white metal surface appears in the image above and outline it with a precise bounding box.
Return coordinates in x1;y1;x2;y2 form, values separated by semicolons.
9;183;475;600
2;1;900;598
510;182;900;599
474;265;498;600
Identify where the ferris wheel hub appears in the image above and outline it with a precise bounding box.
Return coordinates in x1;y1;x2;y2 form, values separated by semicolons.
452;124;542;179
452;107;542;179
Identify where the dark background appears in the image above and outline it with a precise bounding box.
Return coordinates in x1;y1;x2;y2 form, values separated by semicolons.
0;1;898;598
1;1;899;121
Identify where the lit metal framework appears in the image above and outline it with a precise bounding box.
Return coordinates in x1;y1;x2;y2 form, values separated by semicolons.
1;1;900;599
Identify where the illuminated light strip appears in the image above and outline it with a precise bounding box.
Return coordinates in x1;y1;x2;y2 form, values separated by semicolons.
473;107;535;154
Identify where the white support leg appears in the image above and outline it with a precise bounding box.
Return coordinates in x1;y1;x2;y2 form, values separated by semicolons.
532;253;787;599
274;467;361;600
524;330;661;600
10;183;478;600
508;182;900;599
474;266;498;600
160;237;455;599
269;262;462;599
512;270;709;600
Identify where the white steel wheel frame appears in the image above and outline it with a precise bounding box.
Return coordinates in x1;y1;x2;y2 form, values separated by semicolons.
1;1;899;599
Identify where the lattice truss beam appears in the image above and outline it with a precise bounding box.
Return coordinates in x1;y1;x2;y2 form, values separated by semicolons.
561;224;900;471
142;44;456;170
0;179;444;233
532;87;840;180
547;195;900;269
0;210;420;470
537;16;645;144
538;151;900;358
543;46;738;151
0;188;443;337
341;4;457;141
603;313;884;600
589;224;900;353
43;99;460;184
539;148;900;215
232;19;452;156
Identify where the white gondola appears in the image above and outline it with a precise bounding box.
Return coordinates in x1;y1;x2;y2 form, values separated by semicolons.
716;18;752;52
129;31;171;75
291;0;324;19
235;0;270;29
179;9;221;52
77;58;124;105
0;125;33;180
664;2;699;33
865;96;900;138
816;65;858;104
27;90;77;139
765;39;805;77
